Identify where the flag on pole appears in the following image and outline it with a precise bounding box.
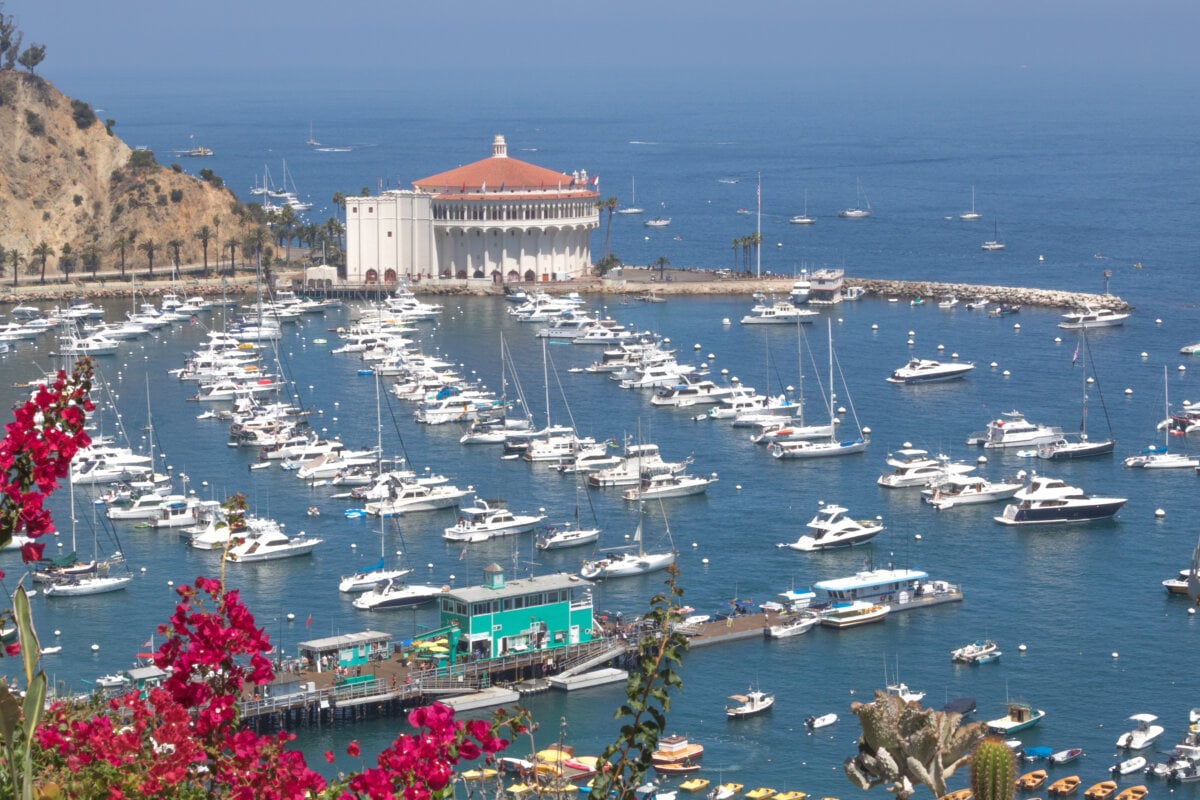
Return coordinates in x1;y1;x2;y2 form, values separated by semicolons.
306;614;313;627
1072;343;1079;365
590;175;599;187
481;181;487;193
141;638;153;649
459;547;467;561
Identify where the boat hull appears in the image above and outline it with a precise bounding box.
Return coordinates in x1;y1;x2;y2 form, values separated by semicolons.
995;497;1127;525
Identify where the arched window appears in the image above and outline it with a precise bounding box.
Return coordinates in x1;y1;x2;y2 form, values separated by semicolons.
365;269;378;284
384;269;397;284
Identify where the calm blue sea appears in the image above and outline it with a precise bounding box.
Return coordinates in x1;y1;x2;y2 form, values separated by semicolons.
4;68;1200;795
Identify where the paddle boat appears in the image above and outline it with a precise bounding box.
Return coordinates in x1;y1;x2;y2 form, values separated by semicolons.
681;779;711;794
1048;776;1081;796
776;792;807;800
939;791;973;800
746;789;776;800
1113;787;1147;800
709;783;743;800
1018;770;1049;791
1083;781;1117;800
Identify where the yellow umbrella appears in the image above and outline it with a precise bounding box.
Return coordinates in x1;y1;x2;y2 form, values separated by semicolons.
426;644;449;654
415;640;442;651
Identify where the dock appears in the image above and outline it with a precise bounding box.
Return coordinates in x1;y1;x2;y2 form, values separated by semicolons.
548;667;629;691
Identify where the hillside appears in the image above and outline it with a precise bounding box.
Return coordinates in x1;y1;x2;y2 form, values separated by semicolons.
0;69;249;279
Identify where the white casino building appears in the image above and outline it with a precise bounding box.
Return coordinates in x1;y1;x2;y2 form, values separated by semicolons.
345;135;599;284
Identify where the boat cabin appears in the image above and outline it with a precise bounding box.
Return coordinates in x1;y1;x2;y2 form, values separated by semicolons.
436;564;594;660
296;630;392;673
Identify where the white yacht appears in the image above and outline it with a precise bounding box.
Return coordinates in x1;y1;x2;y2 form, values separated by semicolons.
967;410;1063;449
877;448;974;488
650;377;733;408
886;358;975;385
740;300;819;325
580;511;675;580
621;471;716;501
922;474;1023;509
784;502;883;551
1058;305;1130;330
352;577;447;610
442;499;546;542
364;482;471;516
225;525;322;562
813;566;963;612
536;523;601;551
1115;714;1164;750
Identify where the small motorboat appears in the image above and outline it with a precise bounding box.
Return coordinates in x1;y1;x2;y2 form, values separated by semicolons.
1113;787;1147;800
1022;746;1054;762
746;789;776;800
1116;714;1164;750
680;779;711;794
726;688;775;718
654;760;702;775
1083;781;1117;800
39;646;62;655
1111;756;1147;775
775;793;806;800
709;784;743;800
1048;776;1082;796
1049;749;1084;765
1017;770;1049;790
806;713;838;729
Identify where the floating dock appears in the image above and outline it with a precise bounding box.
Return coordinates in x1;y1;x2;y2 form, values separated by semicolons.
442;687;521;712
548;668;629;691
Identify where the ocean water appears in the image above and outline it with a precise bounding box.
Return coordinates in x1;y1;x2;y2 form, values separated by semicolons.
4;68;1200;794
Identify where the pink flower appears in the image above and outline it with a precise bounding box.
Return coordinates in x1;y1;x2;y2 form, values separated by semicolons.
325;750;335;763
347;740;361;757
4;642;19;657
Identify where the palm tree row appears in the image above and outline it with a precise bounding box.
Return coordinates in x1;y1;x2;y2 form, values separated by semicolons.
730;232;762;273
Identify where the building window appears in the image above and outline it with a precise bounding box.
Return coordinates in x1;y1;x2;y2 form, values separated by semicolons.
387;231;393;238
368;207;373;213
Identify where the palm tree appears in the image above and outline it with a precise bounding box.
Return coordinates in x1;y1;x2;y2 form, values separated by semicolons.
194;225;212;276
8;250;21;288
748;231;762;276
58;243;75;281
654;255;670;282
331;191;346;212
244;227;268;266
82;244;101;278
273;205;298;264
731;238;739;270
113;234;129;280
600;197;619;259
225;238;239;273
167;238;185;278
138;238;158;277
32;241;54;284
0;249;6;284
212;216;222;272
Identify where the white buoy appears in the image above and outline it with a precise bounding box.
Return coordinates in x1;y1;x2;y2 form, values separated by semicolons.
91;643;100;652
54;630;61;637
903;441;913;448
722;318;731;326
427;563;434;569
1002;370;1011;377
702;557;710;564
1013;323;1021;330
1155;508;1166;518
978;455;988;464
908;330;915;337
837;406;846;414
1018;644;1027;652
287;613;295;621
907;338;914;346
914;534;922;540
862;426;871;435
1055;336;1062;343
951;352;959;359
937;344;945;351
1141;352;1148;359
1087;377;1095;384
1180;365;1187;372
350;543;357;549
991;361;999;368
735;484;742;491
1156;319;1163;325
167;580;174;587
1112;652;1119;659
1125;388;1133;395
449;575;455;581
140;566;146;573
692;542;698;548
871;323;879;330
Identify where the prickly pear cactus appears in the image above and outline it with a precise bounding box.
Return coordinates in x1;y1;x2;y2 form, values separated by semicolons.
970;738;1016;800
844;690;986;800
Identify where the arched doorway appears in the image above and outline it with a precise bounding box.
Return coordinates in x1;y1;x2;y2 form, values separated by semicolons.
384;269;397;284
506;270;519;283
523;269;535;282
365;269;378;284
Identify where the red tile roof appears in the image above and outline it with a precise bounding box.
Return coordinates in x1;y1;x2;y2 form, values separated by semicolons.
414;155;589;195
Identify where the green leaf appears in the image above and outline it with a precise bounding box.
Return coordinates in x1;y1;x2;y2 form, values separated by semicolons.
13;588;39;683
22;672;46;746
0;684;19;747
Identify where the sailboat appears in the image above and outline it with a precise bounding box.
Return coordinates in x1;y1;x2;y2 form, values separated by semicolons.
1123;366;1199;469
279;160;312;212
838;179;872;218
790;190;815;225
1038;331;1115;460
43;481;132;597
537;470;602;551
616;177;644;215
960;186;982;220
580;500;676;579
339;378;417;592
751;321;835;444
981;221;1005;251
306;122;320;148
768;319;869;459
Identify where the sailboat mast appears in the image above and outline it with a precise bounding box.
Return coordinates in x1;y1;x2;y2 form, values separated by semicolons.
827;318;836;435
756;172;762;279
542;338;551;429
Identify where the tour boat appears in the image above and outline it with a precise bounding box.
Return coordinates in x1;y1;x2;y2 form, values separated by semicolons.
819;600;890;629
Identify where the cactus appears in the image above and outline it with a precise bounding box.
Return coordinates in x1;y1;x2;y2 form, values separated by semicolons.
844;690;986;800
971;738;1017;800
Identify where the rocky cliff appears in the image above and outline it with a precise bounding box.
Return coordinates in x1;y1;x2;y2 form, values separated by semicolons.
0;70;247;277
